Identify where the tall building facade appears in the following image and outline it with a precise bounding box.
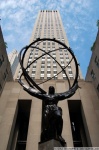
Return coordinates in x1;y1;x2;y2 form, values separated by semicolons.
0;26;13;95
0;11;99;150
14;10;83;80
86;29;99;97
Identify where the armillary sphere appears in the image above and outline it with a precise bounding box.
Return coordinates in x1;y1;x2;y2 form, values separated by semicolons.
18;38;79;97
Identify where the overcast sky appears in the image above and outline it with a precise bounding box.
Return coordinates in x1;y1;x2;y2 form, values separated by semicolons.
0;0;99;78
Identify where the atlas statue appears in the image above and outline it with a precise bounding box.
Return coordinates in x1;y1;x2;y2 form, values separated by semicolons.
18;38;79;146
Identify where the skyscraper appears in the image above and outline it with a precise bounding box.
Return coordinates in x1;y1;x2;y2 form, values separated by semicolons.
0;11;99;149
8;50;19;76
14;10;83;80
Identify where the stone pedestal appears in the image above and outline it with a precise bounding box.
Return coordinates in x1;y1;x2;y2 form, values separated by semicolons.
38;139;66;150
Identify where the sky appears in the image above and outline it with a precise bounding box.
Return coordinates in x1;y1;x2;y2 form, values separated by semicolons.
0;0;99;78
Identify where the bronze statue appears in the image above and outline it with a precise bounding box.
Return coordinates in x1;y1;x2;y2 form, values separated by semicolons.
18;38;79;146
21;83;78;146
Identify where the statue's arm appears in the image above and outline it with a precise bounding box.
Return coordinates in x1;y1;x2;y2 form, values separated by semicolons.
23;84;46;100
55;83;78;101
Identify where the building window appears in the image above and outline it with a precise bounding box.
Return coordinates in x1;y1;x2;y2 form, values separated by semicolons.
33;66;36;68
53;71;57;74
61;64;65;67
41;65;45;68
41;61;45;64
48;42;50;45
47;66;51;68
69;71;72;74
97;84;99;92
53;66;57;68
32;71;35;74
47;48;50;51
63;77;67;79
47;61;51;64
41;74;44;77
61;61;64;64
42;59;45;61
66;57;69;61
63;74;67;79
60;57;64;59
31;73;35;77
66;56;69;59
41;71;44;74
0;84;2;91
36;49;38;51
42;56;45;59
40;77;44;79
47;56;50;59
68;66;71;69
0;58;2;67
47;74;51;78
53;74;57;80
47;71;51;74
47;59;51;61
91;70;95;79
70;77;74;79
26;70;29;74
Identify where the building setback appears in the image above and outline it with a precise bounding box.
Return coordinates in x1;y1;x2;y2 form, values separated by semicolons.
8;50;19;76
0;10;99;149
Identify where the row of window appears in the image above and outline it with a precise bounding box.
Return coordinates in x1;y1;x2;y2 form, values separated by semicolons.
27;61;71;67
28;53;68;60
31;69;72;74
31;74;73;80
29;49;68;54
34;34;64;39
41;10;58;12
17;67;73;80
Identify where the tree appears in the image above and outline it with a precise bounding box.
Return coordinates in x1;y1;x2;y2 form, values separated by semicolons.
4;42;8;48
97;20;99;28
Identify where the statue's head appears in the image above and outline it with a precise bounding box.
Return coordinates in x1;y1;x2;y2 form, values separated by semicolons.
48;86;55;95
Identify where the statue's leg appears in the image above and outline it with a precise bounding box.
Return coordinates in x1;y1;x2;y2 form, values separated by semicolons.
55;110;66;146
41;111;50;142
56;115;63;136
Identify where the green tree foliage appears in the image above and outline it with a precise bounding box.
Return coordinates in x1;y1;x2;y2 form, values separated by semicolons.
4;42;8;48
97;20;99;28
91;41;95;51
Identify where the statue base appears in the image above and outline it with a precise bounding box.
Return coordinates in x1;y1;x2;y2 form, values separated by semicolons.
38;139;66;150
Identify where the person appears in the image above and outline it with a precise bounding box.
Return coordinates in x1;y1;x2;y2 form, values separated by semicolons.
22;83;78;145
